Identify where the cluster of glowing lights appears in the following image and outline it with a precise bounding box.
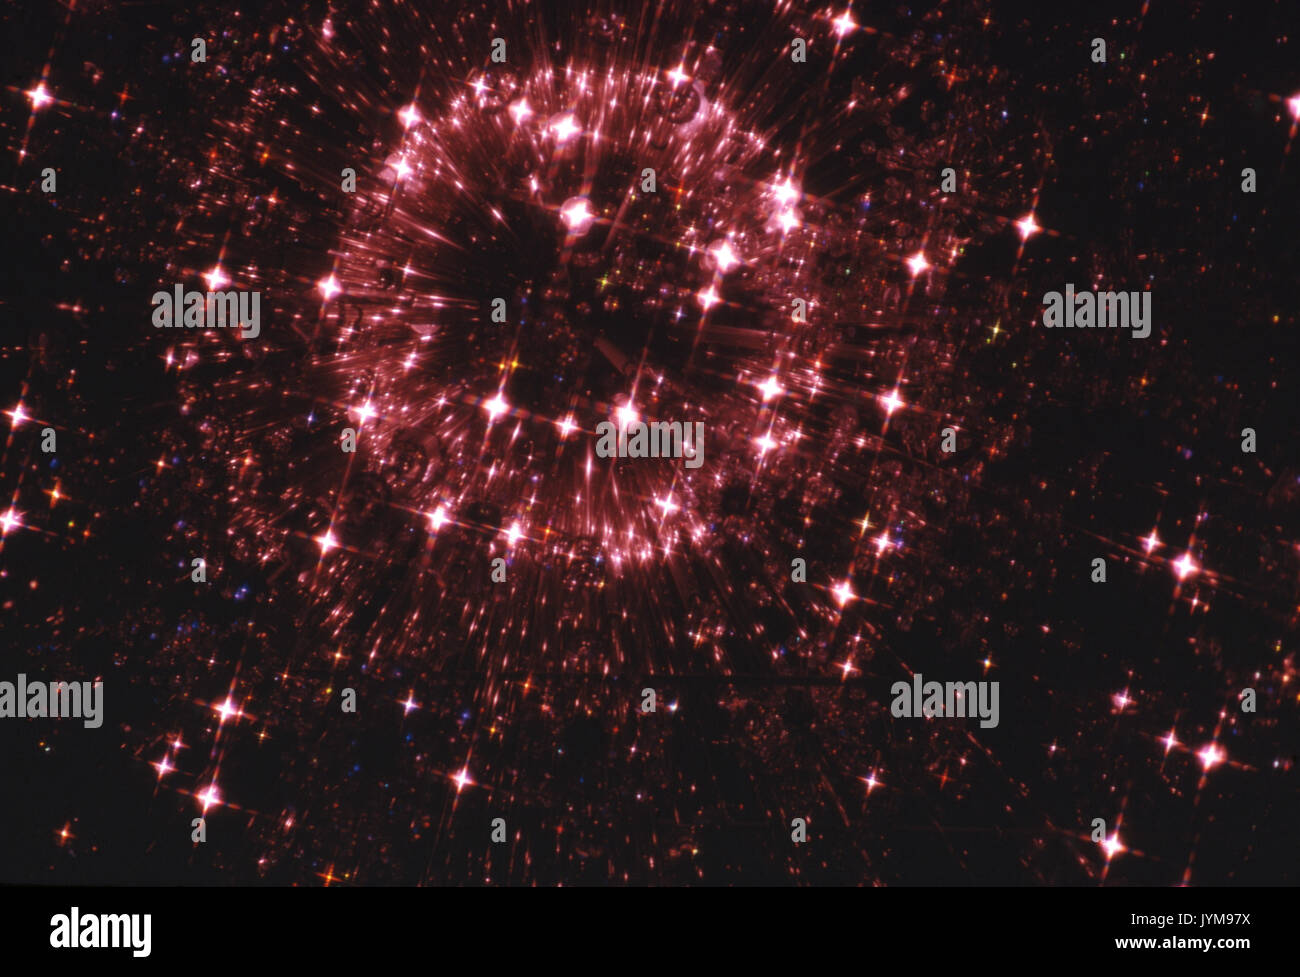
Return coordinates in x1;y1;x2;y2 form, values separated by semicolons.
19;25;1265;878
768;175;802;233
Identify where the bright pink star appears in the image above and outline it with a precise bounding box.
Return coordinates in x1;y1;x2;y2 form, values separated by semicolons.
711;239;740;273
1197;742;1225;771
879;388;905;416
833;9;858;37
318;275;342;300
214;696;242;725
548;113;581;144
204;265;230;290
197;783;222;813
615;404;639;429
398;103;421;128
0;508;21;536
560;197;596;233
484;392;509;421
772;176;800;207
28;82;53;110
1173;552;1199;581
832;580;855;607
1015;212;1041;241
508;98;532;125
